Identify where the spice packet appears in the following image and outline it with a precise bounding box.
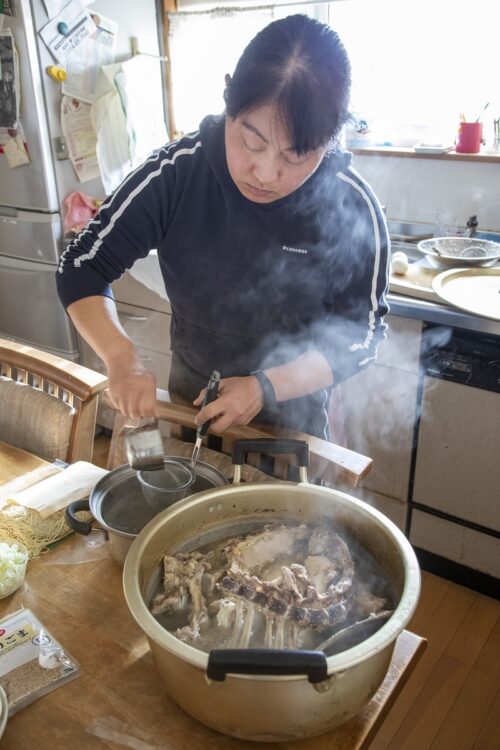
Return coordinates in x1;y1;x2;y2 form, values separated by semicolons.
0;608;81;715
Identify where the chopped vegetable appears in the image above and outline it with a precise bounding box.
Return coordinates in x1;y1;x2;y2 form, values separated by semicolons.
0;541;28;598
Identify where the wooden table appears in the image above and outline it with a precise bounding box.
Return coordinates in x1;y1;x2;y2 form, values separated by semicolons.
0;444;426;749
0;440;50;485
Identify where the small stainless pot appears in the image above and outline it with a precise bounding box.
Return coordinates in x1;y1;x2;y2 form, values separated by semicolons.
65;458;228;565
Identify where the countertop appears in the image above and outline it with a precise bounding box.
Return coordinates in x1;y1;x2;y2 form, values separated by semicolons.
388;291;500;337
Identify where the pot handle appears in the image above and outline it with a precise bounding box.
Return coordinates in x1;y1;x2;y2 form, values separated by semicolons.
65;498;93;536
206;648;327;684
231;438;309;484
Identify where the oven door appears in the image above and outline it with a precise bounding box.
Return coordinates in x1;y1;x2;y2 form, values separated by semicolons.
410;375;500;578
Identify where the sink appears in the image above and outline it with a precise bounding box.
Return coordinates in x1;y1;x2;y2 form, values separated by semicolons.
388;220;437;264
387;220;435;243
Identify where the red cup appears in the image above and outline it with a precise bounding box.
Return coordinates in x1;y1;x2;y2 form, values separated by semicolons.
456;122;482;153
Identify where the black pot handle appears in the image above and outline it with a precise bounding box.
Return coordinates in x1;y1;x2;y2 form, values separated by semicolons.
206;649;327;684
231;438;309;467
65;498;93;536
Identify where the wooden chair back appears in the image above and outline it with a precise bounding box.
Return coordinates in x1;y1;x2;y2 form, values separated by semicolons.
0;338;108;463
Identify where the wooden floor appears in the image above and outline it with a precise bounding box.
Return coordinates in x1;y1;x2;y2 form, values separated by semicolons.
92;435;500;750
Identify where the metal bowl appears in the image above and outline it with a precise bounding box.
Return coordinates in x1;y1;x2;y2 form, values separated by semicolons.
417;237;500;268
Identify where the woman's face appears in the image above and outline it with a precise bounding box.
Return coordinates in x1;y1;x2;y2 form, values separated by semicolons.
225;103;327;204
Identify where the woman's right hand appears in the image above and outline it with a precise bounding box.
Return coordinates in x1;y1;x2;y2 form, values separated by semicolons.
67;296;159;419
106;354;158;419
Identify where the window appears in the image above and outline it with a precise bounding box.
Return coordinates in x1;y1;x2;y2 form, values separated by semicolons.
167;4;328;136
329;0;498;149
166;0;498;150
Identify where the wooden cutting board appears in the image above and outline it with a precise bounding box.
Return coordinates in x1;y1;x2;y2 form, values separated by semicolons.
389;258;443;302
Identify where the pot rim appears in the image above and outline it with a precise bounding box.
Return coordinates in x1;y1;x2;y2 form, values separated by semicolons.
88;458;229;539
123;482;421;679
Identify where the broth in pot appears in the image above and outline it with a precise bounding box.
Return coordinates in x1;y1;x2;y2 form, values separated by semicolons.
149;519;396;655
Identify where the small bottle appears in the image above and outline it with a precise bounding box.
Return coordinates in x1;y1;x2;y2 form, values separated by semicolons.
46;65;67;82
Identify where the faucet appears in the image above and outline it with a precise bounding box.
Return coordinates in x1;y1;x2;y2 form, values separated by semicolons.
465;215;478;238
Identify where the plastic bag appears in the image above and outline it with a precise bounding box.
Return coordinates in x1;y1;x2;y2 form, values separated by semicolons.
0;608;81;715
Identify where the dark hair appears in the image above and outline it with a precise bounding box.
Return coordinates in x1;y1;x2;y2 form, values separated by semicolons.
224;14;351;154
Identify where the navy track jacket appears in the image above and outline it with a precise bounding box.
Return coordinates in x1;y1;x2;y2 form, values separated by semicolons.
57;115;390;437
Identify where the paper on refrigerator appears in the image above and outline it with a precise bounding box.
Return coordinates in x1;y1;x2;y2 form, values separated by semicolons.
60;95;100;182
61;14;118;104
42;0;93;20
3;119;30;167
39;0;96;65
0;29;19;129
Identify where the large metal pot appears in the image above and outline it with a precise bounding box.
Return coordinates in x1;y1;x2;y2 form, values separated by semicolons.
123;440;421;742
65;458;228;565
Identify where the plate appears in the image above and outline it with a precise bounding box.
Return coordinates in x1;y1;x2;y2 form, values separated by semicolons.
432;268;500;320
417;237;500;268
414;144;453;154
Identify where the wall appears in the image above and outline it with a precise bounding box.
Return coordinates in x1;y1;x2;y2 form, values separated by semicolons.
352;155;500;232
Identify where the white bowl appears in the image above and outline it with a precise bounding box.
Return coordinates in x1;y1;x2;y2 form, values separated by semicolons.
417;237;500;268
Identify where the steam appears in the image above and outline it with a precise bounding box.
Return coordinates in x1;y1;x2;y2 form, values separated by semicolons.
338;323;452;460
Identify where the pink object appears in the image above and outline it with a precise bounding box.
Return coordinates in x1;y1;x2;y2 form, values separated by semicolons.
63;191;100;234
455;122;482;154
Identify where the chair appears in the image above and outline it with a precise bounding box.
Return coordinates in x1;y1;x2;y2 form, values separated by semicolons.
107;389;372;488
0;337;108;464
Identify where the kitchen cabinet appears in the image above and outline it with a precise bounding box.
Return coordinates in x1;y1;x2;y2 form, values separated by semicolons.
79;267;173;430
339;314;422;530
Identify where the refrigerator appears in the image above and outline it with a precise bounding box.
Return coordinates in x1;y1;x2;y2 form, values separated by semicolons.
0;0;165;359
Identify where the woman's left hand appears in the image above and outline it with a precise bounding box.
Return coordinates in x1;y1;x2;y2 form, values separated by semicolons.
193;375;264;432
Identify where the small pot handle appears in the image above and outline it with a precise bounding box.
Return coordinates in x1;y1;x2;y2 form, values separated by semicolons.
206;648;327;684
231;438;309;484
65;498;93;536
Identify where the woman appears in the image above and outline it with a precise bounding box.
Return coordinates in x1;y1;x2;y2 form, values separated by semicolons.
56;14;389;440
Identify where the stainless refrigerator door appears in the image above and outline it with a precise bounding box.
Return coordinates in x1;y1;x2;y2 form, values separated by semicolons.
0;1;59;211
0;254;78;356
0;207;61;264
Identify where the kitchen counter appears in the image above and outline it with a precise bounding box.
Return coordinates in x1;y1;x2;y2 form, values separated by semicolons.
386;220;500;336
388;291;500;337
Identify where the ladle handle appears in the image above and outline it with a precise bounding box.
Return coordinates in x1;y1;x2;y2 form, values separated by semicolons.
197;370;221;438
207;649;327;684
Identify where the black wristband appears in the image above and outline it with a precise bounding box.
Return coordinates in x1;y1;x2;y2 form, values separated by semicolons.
250;370;278;411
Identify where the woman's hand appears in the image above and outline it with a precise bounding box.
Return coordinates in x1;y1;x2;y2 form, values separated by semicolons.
193;375;264;432
67;295;158;419
192;352;335;434
106;354;158;419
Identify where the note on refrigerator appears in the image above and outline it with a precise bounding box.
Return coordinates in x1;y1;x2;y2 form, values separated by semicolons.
0;29;19;129
3;120;30;167
39;0;96;64
61;14;118;103
60;95;100;182
42;0;94;20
